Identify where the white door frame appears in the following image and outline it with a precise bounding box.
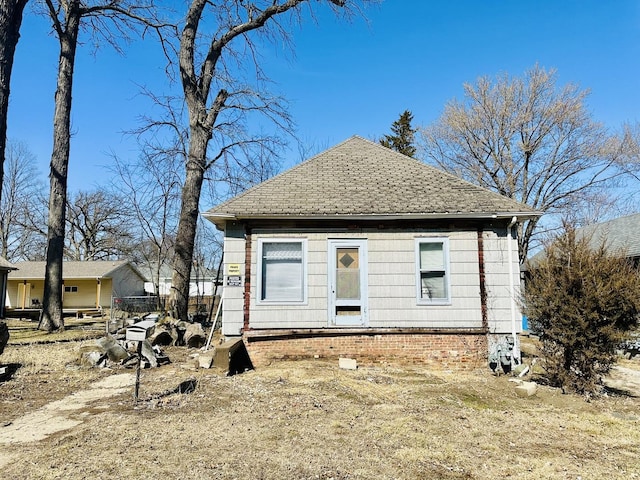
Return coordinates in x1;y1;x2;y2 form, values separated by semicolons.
328;239;368;327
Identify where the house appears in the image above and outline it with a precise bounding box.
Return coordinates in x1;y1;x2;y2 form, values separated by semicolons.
203;136;541;368
6;260;146;314
140;262;221;298
0;257;17;318
575;213;640;265
139;262;222;313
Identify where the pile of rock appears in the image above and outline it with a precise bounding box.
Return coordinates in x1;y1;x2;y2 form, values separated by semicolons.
80;314;208;369
79;335;170;369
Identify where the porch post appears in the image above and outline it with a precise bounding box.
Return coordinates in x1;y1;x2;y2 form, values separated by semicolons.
96;278;101;308
20;280;26;309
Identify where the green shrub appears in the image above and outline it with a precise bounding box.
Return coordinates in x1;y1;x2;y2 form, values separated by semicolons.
524;227;640;396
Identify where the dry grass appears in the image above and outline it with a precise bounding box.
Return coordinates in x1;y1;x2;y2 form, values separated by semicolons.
1;330;640;479
4;317;106;344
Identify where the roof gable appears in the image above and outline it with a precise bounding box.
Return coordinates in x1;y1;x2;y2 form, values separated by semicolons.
204;136;539;226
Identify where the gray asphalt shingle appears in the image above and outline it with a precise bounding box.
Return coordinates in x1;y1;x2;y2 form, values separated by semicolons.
204;136;539;223
576;213;640;258
8;260;135;280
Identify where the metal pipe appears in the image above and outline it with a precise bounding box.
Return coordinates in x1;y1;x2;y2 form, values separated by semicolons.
507;216;520;363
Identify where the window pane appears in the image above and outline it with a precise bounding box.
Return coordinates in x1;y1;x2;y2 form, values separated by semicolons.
336;269;360;299
421;272;446;299
263;242;302;260
419;242;444;269
261;242;303;301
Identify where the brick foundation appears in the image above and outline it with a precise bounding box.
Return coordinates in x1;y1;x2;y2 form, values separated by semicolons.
244;332;488;370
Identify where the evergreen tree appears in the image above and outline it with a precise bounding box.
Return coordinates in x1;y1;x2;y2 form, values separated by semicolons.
380;110;417;157
524;226;640;397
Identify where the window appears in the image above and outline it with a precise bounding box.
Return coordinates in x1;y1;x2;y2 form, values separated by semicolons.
416;238;450;304
64;286;78;293
258;239;307;303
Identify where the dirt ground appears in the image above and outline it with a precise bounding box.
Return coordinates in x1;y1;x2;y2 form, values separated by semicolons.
1;323;640;480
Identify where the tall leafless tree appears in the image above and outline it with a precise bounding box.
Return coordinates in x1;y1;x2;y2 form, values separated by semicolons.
110;143;183;308
65;189;133;261
170;0;367;321
0;140;47;261
420;65;637;262
0;0;29;209
38;0;171;331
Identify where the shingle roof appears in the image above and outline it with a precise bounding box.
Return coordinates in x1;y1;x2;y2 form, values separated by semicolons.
576;213;640;258
204;136;540;226
0;257;16;271
8;260;139;280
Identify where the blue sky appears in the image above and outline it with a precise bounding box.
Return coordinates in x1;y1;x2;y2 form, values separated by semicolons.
8;0;640;193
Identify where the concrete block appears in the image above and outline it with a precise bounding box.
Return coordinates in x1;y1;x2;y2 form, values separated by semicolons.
514;381;538;397
339;357;357;370
198;353;214;369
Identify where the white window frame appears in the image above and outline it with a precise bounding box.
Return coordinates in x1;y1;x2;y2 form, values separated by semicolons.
415;237;451;305
257;238;308;305
64;285;78;293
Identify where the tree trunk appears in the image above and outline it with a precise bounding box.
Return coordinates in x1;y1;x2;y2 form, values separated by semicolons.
40;10;80;332
170;129;208;321
0;0;29;208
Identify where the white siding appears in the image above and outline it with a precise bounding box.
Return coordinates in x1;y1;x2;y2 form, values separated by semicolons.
219;225;519;335
221;223;247;336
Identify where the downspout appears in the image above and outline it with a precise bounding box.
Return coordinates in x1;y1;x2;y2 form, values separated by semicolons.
243;227;252;332
507;216;520;363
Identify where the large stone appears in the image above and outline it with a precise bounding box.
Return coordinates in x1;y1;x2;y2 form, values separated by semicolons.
149;323;177;346
140;340;158;368
514;381;538;397
184;323;206;348
197;352;214;369
213;338;253;375
96;335;129;362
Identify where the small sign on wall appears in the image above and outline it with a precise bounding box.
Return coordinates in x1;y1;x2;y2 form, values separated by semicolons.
226;275;242;287
226;264;241;276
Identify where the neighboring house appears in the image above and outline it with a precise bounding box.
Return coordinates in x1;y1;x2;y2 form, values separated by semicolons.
0;257;17;318
575;213;640;265
203;136;541;368
140;262;221;298
525;213;640;270
6;260;146;312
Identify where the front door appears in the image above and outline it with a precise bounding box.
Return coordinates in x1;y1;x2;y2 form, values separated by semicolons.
328;239;368;326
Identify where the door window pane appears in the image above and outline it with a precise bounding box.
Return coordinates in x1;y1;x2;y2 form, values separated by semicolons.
336;247;360;299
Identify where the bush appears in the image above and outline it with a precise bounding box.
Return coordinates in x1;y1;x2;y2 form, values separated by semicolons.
524;226;640;396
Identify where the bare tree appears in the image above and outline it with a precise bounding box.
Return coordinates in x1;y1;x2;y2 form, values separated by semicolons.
65;189;133;261
0;140;47;261
38;0;171;331
169;0;367;321
0;0;29;209
420;65;636;262
110;145;182;308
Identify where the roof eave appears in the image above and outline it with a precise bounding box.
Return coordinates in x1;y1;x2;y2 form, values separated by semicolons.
203;211;542;228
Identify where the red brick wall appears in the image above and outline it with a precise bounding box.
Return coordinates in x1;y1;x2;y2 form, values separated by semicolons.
244;333;487;370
